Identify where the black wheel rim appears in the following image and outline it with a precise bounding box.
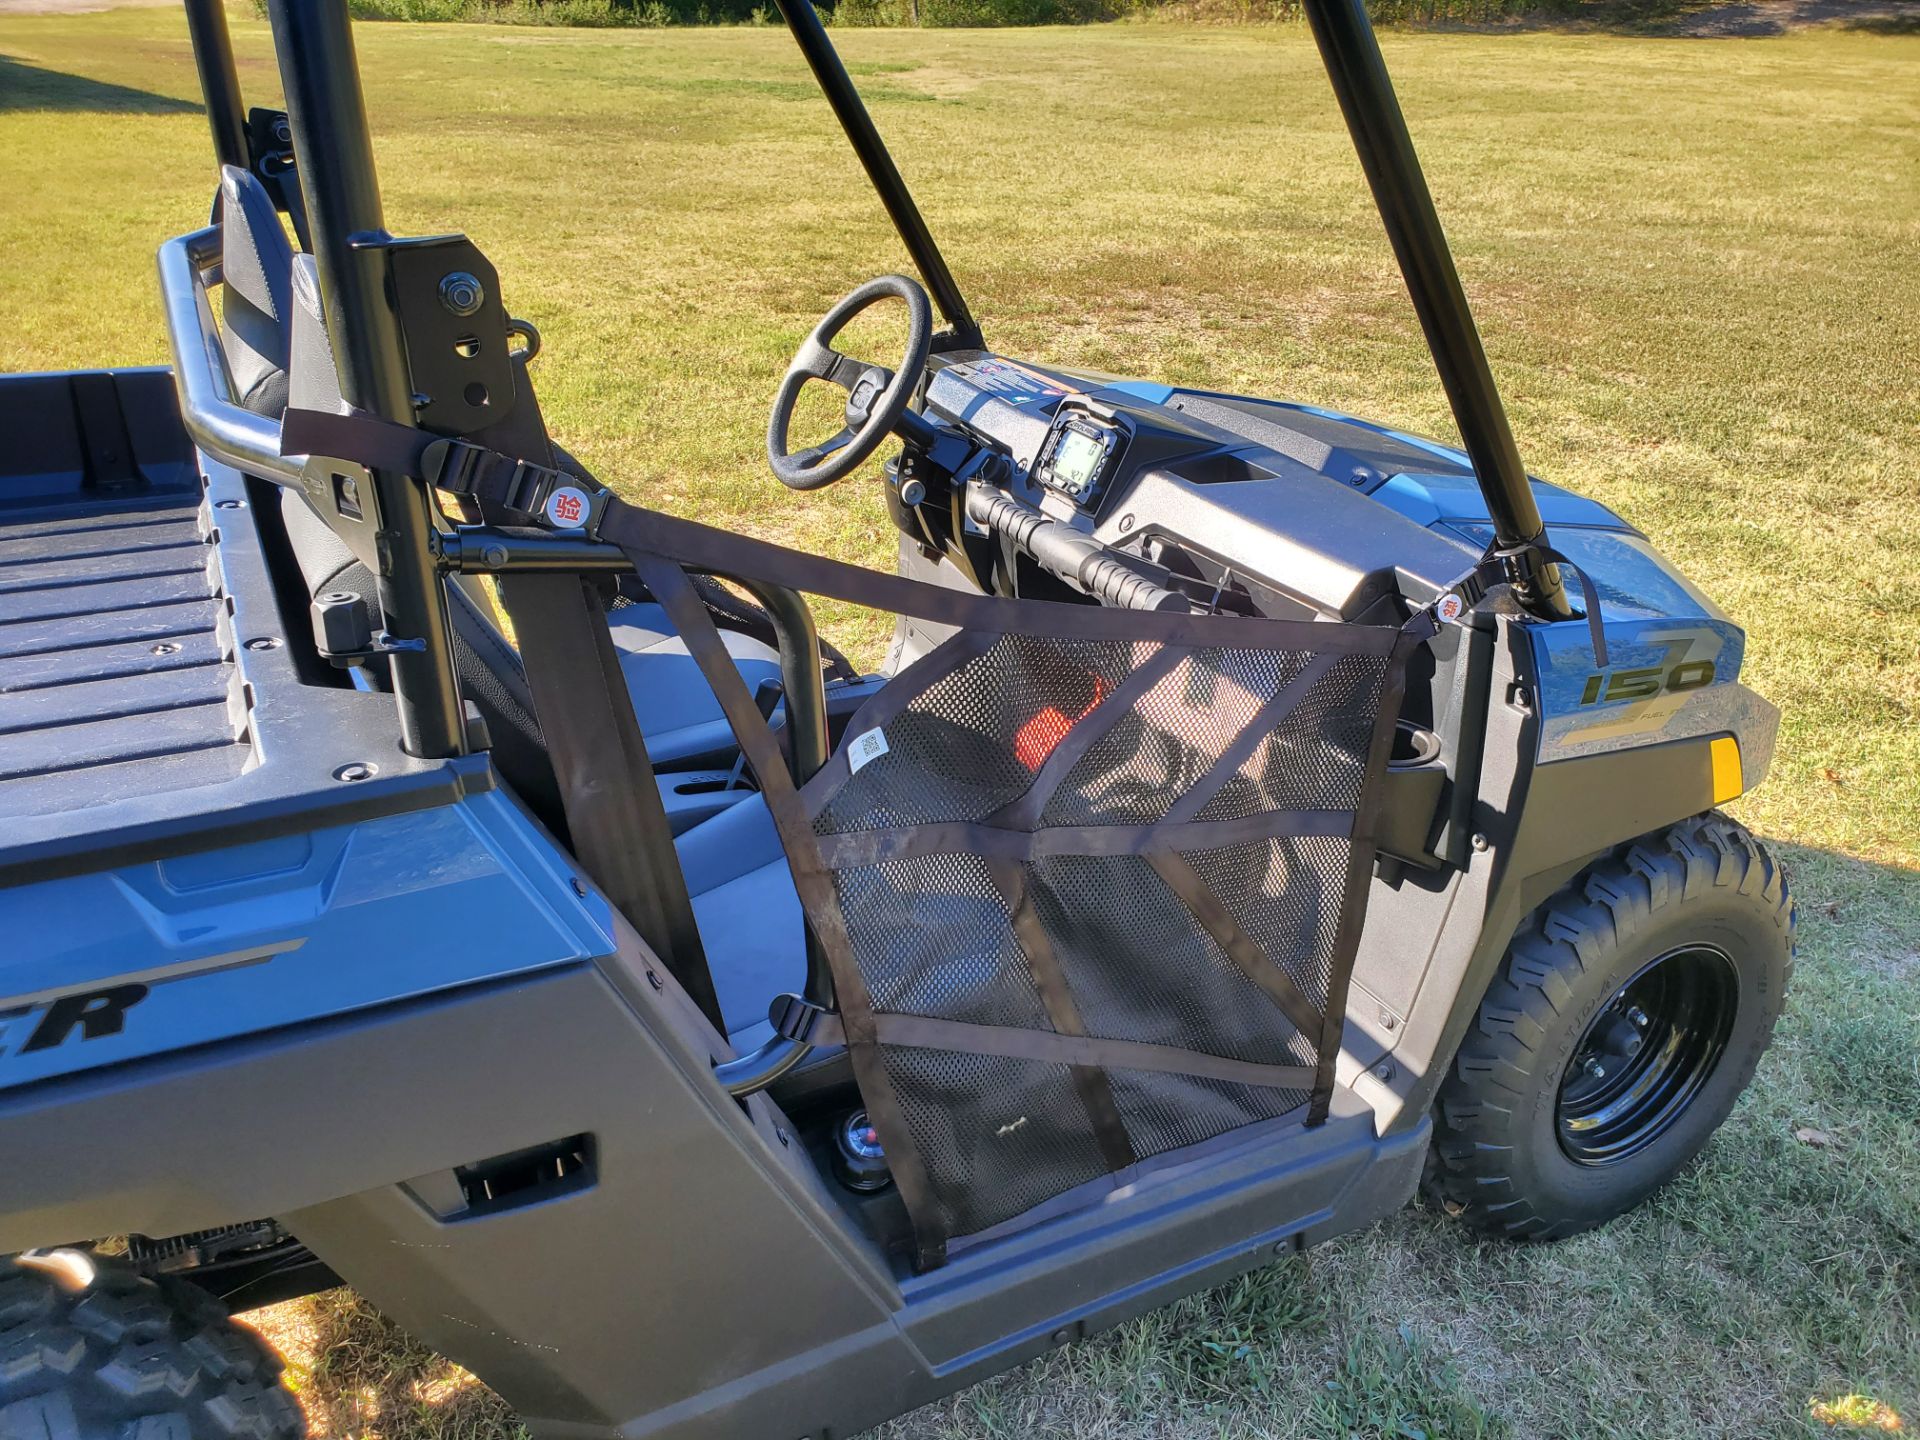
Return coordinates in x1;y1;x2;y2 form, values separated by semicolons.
1556;945;1739;1166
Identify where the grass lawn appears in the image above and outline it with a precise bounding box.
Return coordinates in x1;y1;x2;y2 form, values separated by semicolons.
2;8;1916;1438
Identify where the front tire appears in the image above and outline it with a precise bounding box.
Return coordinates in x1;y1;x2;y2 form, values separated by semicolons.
0;1251;305;1440
1427;813;1794;1241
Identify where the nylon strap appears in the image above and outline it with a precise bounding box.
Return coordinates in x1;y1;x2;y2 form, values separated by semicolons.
868;1016;1320;1091
1437;543;1612;669
633;553;950;1270
986;856;1137;1175
281;406;592;526
501;571;725;1032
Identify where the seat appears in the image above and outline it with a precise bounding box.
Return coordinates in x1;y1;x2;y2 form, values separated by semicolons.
215;167;806;1044
675;794;807;1050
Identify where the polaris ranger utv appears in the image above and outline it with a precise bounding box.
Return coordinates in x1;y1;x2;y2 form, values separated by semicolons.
0;0;1792;1435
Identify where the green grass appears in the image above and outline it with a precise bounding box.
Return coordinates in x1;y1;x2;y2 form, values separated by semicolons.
2;10;1916;1438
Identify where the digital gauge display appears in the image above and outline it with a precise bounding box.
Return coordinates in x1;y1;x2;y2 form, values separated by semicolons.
1039;415;1121;503
1050;426;1108;494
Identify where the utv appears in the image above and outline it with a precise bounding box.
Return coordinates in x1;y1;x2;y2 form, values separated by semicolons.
0;0;1792;1436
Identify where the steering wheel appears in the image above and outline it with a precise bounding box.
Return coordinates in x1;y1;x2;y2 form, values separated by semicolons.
768;274;933;491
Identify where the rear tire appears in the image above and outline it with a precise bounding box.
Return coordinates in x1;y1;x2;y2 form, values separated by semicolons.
1426;813;1794;1241
0;1251;305;1440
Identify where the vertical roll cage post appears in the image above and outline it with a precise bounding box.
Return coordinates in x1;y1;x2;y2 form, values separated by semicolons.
774;0;1571;620
183;0;247;173
771;0;983;351
1299;0;1570;620
258;0;470;759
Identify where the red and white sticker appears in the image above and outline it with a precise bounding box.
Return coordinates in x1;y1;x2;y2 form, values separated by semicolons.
1436;593;1466;624
545;486;589;529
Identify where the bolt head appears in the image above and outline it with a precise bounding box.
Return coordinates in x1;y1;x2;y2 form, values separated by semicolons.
1585;1058;1607;1080
1471;832;1490;852
333;762;376;783
1050;1327;1073;1346
482;544;509;569
1627;1006;1649;1028
150;641;182;656
439;270;485;317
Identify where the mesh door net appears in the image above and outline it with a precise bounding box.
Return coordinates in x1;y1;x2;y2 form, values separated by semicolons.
600;502;1426;1270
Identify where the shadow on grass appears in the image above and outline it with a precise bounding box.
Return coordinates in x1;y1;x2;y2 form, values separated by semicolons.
0;53;200;114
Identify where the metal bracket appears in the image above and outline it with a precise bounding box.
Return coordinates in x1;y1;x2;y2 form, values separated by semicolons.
365;234;519;437
244;107;310;249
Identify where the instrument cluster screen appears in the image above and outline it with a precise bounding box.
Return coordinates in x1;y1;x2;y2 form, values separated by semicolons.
1050;426;1106;494
1037;413;1123;504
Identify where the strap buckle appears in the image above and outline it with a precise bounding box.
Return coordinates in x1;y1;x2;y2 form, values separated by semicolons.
422;438;610;537
768;993;843;1047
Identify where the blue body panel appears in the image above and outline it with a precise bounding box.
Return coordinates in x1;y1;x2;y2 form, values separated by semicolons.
1109;379;1774;776
0;789;614;1090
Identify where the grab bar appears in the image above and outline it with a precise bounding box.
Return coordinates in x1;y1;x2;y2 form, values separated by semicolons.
156;226;306;488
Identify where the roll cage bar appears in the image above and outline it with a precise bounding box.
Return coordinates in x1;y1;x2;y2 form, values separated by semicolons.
174;0;1571;769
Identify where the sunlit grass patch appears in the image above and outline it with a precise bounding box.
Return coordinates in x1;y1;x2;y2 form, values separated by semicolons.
1812;1395;1905;1433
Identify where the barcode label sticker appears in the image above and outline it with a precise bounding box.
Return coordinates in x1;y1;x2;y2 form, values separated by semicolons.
847;727;890;775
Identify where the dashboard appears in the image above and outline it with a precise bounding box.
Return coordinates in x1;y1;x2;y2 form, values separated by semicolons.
911;349;1480;625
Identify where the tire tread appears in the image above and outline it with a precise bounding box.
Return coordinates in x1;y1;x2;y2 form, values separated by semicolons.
1426;812;1795;1241
0;1259;302;1440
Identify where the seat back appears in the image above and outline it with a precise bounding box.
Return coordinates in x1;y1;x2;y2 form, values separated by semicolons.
216;165;294;419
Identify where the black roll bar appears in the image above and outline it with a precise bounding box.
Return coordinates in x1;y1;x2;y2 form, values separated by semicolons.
1299;0;1570;619
260;0;470;759
182;0;248;173
771;0;983;351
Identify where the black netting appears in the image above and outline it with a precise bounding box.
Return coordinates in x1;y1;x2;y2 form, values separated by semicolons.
1103;1067;1310;1163
880;1047;1115;1241
599;499;1418;1268
1042;648;1314;828
803;628;1402;1252
831;855;1048;1028
1192;654;1387;821
1026;853;1318;1070
815;635;1134;836
1186;836;1355;1012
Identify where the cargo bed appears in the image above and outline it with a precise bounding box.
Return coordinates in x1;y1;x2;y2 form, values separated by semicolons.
0;368;485;886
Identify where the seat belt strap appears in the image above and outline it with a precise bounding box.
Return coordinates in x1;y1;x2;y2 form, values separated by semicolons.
281;408;725;1031
281;406;608;532
501;570;727;1032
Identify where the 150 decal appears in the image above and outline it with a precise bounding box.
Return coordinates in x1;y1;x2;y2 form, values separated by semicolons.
1579;658;1718;706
